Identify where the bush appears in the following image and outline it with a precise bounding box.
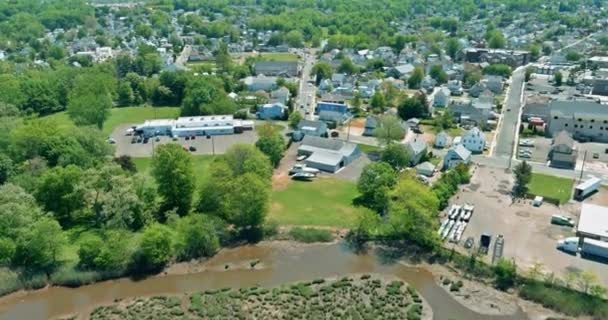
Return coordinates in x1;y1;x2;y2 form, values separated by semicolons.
288;227;333;243
519;280;608;318
0;268;20;296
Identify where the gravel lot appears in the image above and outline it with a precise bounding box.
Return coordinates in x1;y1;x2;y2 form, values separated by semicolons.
447;164;608;286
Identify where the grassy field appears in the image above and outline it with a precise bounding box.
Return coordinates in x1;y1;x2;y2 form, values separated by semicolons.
257;52;300;62
46;106;180;135
357;143;382;154
528;173;574;204
269;178;371;228
133;155;215;188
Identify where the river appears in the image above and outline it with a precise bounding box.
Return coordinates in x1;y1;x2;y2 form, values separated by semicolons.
0;242;527;320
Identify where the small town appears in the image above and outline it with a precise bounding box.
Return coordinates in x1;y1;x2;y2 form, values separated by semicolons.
0;1;608;320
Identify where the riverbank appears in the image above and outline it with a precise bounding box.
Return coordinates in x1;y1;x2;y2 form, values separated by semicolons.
0;241;569;320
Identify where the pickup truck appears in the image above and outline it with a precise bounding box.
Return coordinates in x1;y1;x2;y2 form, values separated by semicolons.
289;164;320;175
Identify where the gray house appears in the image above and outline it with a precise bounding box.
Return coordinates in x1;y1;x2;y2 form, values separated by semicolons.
254;61;300;77
298;136;361;172
443;144;472;170
363;116;378;136
549;130;577;169
243;75;278;91
405;139;428;166
296;119;328;137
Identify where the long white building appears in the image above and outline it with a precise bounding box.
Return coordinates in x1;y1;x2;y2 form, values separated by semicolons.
135;115;253;137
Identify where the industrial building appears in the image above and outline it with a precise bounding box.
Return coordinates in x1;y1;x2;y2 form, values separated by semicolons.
135;115;253;137
297;136;360;173
546;100;608;143
576;203;608;242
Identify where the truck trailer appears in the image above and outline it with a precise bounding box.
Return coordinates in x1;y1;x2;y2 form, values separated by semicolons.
574;177;602;201
557;237;608;259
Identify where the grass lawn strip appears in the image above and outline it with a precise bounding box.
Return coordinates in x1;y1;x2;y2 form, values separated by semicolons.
527;173;574;204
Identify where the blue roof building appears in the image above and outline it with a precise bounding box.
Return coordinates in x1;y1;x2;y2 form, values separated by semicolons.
257;102;287;120
315;101;348;115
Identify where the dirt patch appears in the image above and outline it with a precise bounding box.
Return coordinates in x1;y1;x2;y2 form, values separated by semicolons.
272;173;291;191
515;211;530;218
349;118;366;129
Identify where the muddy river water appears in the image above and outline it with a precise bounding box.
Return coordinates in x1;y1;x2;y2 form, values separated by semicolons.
0;242;527;320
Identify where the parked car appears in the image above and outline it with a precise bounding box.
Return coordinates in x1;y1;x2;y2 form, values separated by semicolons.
189;146;197;152
107;138;116;144
593;153;599;159
185;136;190;140
191;135;196;140
330;131;339;138
155;136;160;142
131;137;137;144
551;214;575;227
464;237;474;249
143;137;149;144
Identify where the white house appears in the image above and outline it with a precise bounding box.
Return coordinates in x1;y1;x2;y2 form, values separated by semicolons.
433;87;451;107
448;80;463;96
462;127;486;153
443;144;472;170
434;131;450;148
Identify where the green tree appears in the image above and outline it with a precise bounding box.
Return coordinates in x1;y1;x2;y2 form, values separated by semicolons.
357;162;398;213
370;91;386;113
255;123;286;167
487;30;506;49
494;258;517;290
223;173;269;233
483;64;512;77
67;72;114;129
337;57;357;75
77;234;104;269
398;94;427;120
285;30;304;48
525;67;533;82
152;144;195;216
288;110;303;129
223;144;272;181
381;143;411;171
429;64;448;83
214;41;232;72
374;115;405;145
565;51;581;62
445;38;461;60
136;223;174;271
435;110;454;130
554;71;563;86
14;217;67;272
35;165;86;227
513;160;532;197
408;66;424;89
311;61;333;83
174;214;220;260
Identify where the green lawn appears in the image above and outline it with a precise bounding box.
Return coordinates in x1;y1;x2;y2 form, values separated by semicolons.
357;143;382;154
133;155;215;188
269;178;371;228
528;173;574;204
45;106;180;135
258;52;300;62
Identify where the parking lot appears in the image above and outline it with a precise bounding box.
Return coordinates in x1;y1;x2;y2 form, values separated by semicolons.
515;133;551;163
447;165;608;286
111;124;259;157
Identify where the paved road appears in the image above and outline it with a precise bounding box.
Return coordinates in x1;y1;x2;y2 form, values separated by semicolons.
296;49;317;119
174;44;192;70
493;67;525;160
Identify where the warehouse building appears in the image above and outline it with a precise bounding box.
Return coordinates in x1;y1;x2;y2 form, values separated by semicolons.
135;115;253;137
576;203;608;242
546;100;608;143
297;136;360;172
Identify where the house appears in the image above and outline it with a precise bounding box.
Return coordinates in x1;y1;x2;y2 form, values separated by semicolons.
257;103;287;120
421;75;437;90
243;75;278;91
434;131;450;148
319;110;350;125
270;86;290;104
416;161;436;177
483;75;504;94
433;87;451;107
363;116;378;136
254;61;300;77
443;144;472;170
316;102;348;115
549;130;577;169
448;80;463;96
462;127;486;153
465;48;531;67
546;100;608;143
297;136;361;173
296;119;328;138
388;64;415;78
469;82;486;98
449;99;492;129
331;73;347;87
320;93;347;104
405;139;428;165
405;118;421;130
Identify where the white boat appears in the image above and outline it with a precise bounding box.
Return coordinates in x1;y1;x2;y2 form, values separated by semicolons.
438;219;450;235
442;220;455;239
462;204;474;221
449;205;462;220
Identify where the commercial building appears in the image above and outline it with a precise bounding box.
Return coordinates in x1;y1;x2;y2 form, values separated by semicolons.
546;100;608;142
135;115;253;137
297;136;361;173
464;48;530;67
254;61;300;77
576;203;608;242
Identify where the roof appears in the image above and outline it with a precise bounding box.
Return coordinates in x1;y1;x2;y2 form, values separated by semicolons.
553;130;574;148
464;127;484;139
436;131;449;139
576;176;602;191
299;136;358;159
406;139;427;155
449;144;472;160
298;119;327;132
365;115;378;128
394;64;414;74
416;161;435;171
306;150;343;166
578;203;608;238
549;100;608;118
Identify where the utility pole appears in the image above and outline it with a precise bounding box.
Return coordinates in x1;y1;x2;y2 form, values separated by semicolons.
579;150;587;183
346;117;351;141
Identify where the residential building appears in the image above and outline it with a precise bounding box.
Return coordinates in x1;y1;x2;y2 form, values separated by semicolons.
549;130;577;169
296;119;328;137
316;102;348;115
482;75;504;94
448;80;463;96
416;161;436;177
434;131;450;148
405;139;428;165
363;116;378;136
546;100;608;142
297;136;361;173
462;127;486;153
588;56;608;69
443;144;472;170
388;64;415;78
243;75;278;91
465;48;530;67
469;82;486;98
254;61;300;77
257;103;287;120
270;86;290;104
320;93;347;104
522;94;551;122
433;87;451;107
449;99;492;129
